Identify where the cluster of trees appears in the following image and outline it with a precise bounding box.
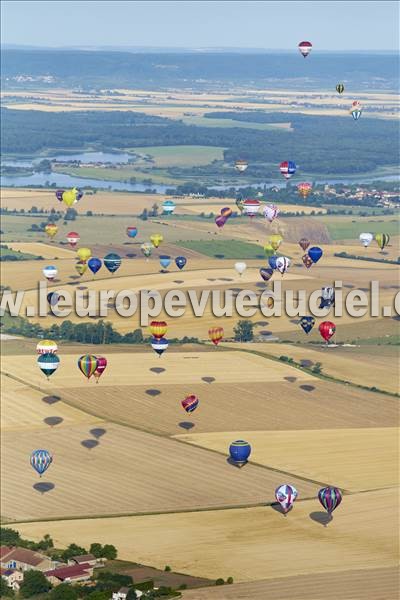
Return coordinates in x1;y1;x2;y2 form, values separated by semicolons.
0;527;54;552
334;251;400;265
233;320;254;342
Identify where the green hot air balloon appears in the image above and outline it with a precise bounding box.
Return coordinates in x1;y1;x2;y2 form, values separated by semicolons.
336;83;345;94
375;233;390;252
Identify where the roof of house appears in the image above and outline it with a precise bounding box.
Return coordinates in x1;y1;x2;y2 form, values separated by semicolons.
0;567;17;576
71;553;96;563
45;563;92;580
118;588;130;594
0;547;46;567
0;547;14;560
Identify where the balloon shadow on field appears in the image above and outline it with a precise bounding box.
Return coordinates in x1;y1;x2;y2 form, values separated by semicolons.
145;389;161;397
90;428;107;439
178;421;195;431
81;439;99;450
226;457;246;468
150;367;165;374
271;503;290;516
43;416;63;427
77;286;87;291
42;395;61;405
33;482;55;495
309;511;333;527
300;359;314;368
284;376;297;383
201;376;215;384
125;253;137;258
300;384;316;392
173;280;184;284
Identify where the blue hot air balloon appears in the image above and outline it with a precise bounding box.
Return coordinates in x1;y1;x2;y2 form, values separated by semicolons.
159;255;171;270
229;440;251;467
47;292;60;307
259;267;274;282
104;253;121;274
299;316;315;334
88;257;102;275
30;449;53;477
268;255;278;270
308;246;323;264
37;353;60;379
175;256;187;270
151;337;169;357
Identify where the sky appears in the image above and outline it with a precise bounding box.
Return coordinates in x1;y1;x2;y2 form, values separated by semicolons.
1;1;398;51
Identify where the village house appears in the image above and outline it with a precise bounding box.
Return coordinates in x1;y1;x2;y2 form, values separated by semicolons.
68;553;98;567
112;588;143;599
0;546;55;572
0;567;24;591
44;562;94;586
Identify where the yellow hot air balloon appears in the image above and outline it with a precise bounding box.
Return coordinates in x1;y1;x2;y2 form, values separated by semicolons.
62;187;81;207
263;242;274;256
44;223;58;240
150;233;163;248
75;261;87;276
269;234;283;253
375;233;390;251
76;247;92;262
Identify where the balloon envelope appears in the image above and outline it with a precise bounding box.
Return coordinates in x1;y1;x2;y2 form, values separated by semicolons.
375;233;390;250
336;83;345;94
299;316;315;334
150;234;163;248
126;226;138;238
76;247;92;262
93;356;107;382
229;440;251;466
175;256;187;270
319;321;336;342
151;337;168;356
88;257;102;275
43;266;58;281
259;267;274;282
298;41;312;57
150;321;168;339
159;255;171;270
234;261;247;275
268;255;277;270
275;484;298;513
37;353;60;378
66;231;80;247
182;394;199;413
36;340;58;354
276;256;291;275
78;354;98;379
31;449;53;476
299;238;310;251
359;232;373;247
318;486;342;513
215;215;227;228
308;246;323;263
104;253;121;274
208;326;224;346
263;204;279;223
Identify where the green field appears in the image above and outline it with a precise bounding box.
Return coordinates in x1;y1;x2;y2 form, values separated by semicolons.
315;215;399;240
181;116;293;131
175;239;266;259
53;165;180;185
132;145;226;167
0;244;41;260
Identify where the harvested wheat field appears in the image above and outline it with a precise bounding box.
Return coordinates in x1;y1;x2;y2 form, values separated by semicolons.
15;488;399;581
175;428;399;492
4;242;76;259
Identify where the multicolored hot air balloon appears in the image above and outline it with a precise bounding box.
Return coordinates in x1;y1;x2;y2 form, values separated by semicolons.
150;321;168;339
88;257;102;275
66;231;80;248
297;182;312;199
318;486;342;514
151;337;168;357
275;484;298;514
93;356;107;383
77;354;98;379
75;261;87;276
61;187;82;207
175;256;187;270
126;226;138;239
76;247;91;262
208;326;224;346
279;161;297;180
55;189;64;202
30;449;53;477
336;83;345;94
299;316;315;334
182;394;199;413
234;262;247;276
351;107;362;120
150;233;163;248
302;254;313;269
159;255;171;270
276;256;290;276
259;267;274;282
319;321;336;343
162;200;176;215
375;233;390;251
235;159;248;172
235;198;244;214
308;246;323;264
221;207;233;219
215;215;228;229
269;234;283;253
320;287;335;309
45;223;58;240
229;440;251;467
242;199;261;217
299;238;310;252
36;340;58;354
104;253;121;274
43;265;58;281
359;232;374;248
298;40;312;57
263;204;279;223
141;242;153;259
37;353;60;379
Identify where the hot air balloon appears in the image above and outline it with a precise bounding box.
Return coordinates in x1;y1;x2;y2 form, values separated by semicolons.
319;287;335;309
235;159;248;172
336;83;345;94
36;340;58;354
318;486;342;514
150;233;163;248
182;394;199;413
175;256;187;270
42;266;58;281
229;440;251;467
279;161;297;180
62;187;82;207
221;207;233;219
93;356;107;383
150;320;168;339
275;484;298;514
297;182;312;199
298;40;312;57
151;337;168;357
104;253;121;274
375;233;390;251
159;255;171;270
308;246;323;264
55;189;64;202
162;200;176;215
259;267;274;282
215;215;228;229
276;256;291;275
269;234;283;253
242;199;261;217
88;257;102;275
30;449;53;477
263;204;279;223
359;232;374;248
352;100;361;108
37;353;60;379
66;231;80;248
75;261;87;276
351;108;362;120
45;223;58;240
234;262;247;276
299;316;315;334
47;291;60;307
126;226;138;239
319;321;336;343
78;354;98;379
302;254;313;269
268;255;277;270
141;242;153;259
299;238;310;252
76;247;91;262
235;198;244;214
208;326;224;346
